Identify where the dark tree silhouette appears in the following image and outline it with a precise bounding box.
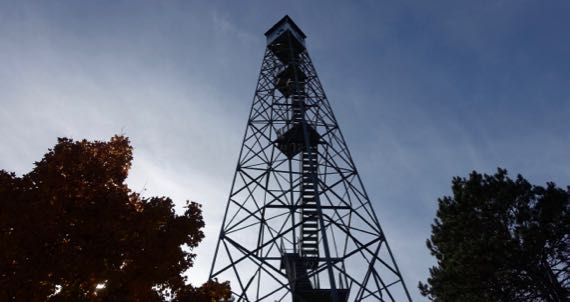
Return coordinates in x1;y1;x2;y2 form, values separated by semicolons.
420;169;570;302
0;136;230;302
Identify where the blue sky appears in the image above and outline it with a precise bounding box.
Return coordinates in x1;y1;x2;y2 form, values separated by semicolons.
1;1;569;300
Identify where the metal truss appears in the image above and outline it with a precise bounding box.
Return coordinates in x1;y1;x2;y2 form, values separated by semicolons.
209;19;412;302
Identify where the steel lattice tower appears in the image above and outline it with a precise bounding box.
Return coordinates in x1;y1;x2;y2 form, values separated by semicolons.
209;16;412;302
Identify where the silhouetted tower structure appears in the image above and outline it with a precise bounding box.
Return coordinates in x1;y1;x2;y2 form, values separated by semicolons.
210;16;412;302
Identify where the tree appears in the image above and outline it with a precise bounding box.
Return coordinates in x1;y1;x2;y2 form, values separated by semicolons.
0;136;230;302
420;169;570;301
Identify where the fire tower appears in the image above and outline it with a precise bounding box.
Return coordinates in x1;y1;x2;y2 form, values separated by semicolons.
209;16;412;302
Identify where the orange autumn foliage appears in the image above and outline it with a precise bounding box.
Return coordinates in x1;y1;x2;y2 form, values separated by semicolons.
0;136;230;302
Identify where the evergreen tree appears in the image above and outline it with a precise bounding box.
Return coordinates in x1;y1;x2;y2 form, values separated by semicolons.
420;169;569;301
